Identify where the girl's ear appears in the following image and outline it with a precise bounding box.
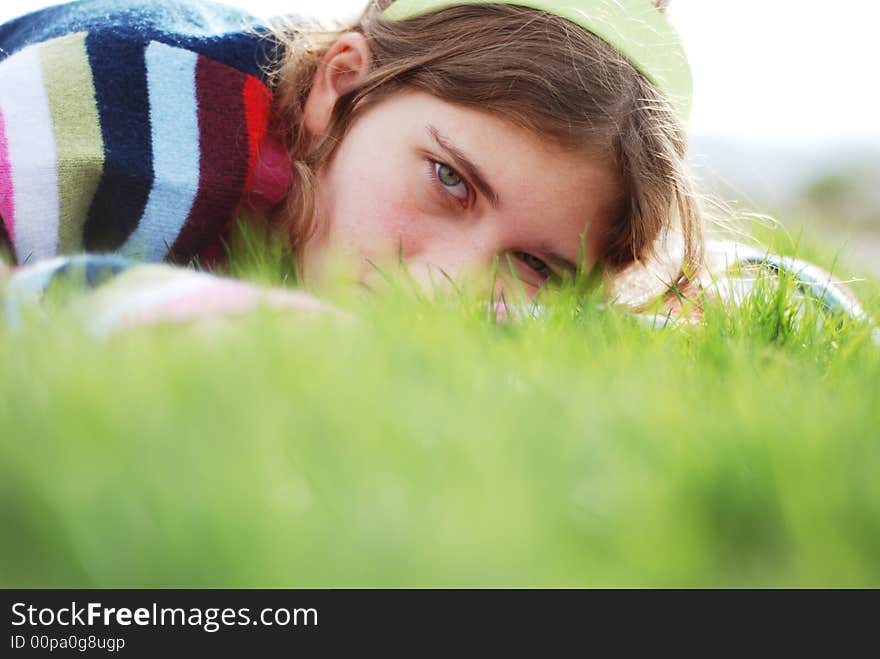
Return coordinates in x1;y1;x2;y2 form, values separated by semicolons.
303;32;372;138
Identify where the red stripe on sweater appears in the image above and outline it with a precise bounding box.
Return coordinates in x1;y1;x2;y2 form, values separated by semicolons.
242;75;271;194
169;55;249;264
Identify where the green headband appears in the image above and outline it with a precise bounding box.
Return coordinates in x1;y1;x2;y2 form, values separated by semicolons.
380;0;693;122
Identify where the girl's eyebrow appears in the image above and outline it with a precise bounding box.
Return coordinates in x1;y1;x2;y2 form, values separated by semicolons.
426;125;500;208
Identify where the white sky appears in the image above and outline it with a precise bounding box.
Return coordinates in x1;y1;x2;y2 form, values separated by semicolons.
3;0;879;147
668;0;880;147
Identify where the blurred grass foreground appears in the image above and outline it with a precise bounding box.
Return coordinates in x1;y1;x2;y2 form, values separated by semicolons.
1;228;880;588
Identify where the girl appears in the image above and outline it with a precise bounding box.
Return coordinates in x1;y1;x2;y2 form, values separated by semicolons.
0;0;861;331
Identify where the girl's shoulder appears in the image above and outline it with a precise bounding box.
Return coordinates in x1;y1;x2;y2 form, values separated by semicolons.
0;0;280;266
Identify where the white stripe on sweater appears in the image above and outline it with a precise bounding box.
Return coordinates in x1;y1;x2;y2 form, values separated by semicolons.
0;44;60;262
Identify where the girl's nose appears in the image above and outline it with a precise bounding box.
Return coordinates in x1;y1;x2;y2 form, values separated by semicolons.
403;224;504;295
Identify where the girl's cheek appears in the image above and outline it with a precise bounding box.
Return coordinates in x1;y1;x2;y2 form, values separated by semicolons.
361;167;459;264
385;182;441;239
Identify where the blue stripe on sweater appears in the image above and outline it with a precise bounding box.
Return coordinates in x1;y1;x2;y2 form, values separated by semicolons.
121;42;200;262
0;0;272;80
83;30;153;252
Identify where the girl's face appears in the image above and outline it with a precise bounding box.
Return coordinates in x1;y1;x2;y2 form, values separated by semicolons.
299;36;625;300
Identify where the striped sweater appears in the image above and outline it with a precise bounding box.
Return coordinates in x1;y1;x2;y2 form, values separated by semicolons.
0;0;290;267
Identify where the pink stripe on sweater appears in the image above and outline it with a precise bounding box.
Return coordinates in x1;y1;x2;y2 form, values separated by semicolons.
0;107;13;241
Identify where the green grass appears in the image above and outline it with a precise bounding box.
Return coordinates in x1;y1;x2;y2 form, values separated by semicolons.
1;223;879;587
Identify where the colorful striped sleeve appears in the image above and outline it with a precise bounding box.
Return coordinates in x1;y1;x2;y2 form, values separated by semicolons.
0;0;278;267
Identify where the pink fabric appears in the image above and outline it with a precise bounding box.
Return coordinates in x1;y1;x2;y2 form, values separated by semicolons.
0;107;14;241
241;132;292;215
131;278;328;326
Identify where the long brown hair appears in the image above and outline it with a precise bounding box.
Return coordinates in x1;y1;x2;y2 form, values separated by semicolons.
265;0;702;298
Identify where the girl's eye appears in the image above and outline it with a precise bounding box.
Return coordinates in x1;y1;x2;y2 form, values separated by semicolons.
433;162;469;201
515;251;552;280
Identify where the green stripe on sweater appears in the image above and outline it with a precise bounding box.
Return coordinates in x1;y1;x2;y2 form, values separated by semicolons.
40;33;105;253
